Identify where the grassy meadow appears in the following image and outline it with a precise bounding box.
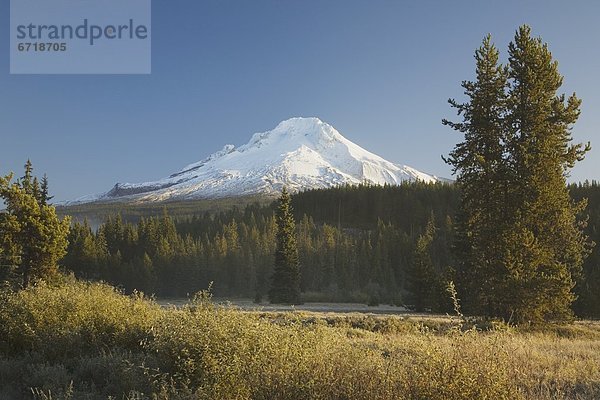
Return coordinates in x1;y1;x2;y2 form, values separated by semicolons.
1;278;599;400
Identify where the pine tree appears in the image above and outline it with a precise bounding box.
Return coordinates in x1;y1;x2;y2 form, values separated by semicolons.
499;26;591;323
408;214;437;311
269;188;301;304
443;35;510;315
40;174;53;205
64;219;97;277
445;26;592;323
0;164;71;288
20;159;34;195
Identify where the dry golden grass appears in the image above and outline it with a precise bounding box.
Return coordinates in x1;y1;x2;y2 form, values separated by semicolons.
1;279;599;399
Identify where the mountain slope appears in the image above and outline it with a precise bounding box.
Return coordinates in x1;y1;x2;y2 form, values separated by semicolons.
72;117;441;204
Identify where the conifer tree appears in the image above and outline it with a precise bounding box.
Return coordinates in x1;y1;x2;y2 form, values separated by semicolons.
408;214;438;312
0;164;70;288
499;26;591;323
40;174;53;205
21;160;34;195
443;35;510;315
445;26;592;323
269;187;301;304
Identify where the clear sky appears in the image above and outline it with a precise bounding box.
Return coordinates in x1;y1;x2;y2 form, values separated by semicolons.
1;1;599;202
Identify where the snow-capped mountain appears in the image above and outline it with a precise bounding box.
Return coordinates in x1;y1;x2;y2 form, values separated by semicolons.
72;117;440;204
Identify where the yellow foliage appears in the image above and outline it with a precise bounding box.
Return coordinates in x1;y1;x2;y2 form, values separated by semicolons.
1;278;600;399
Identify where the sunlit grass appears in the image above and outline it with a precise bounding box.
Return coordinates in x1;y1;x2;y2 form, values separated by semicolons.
1;278;599;399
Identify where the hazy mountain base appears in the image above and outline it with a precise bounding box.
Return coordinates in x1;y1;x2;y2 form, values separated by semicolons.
1;278;599;400
56;194;272;229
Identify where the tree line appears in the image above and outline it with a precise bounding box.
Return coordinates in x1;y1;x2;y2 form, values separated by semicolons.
56;179;600;317
61;183;455;307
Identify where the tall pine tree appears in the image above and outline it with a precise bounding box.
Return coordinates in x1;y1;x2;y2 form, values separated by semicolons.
269;187;301;304
501;26;591;323
445;26;592;323
443;35;511;316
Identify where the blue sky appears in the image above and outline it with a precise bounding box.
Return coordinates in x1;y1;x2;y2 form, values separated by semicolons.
1;1;599;201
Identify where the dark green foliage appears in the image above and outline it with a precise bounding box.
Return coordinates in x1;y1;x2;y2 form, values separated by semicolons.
40;174;53;205
408;213;449;312
59;180;600;317
0;162;70;288
269;188;301;304
445;26;592;324
292;181;458;231
571;181;600;317
61;183;457;305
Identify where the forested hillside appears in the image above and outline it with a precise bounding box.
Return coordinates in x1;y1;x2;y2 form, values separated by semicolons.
61;182;600;316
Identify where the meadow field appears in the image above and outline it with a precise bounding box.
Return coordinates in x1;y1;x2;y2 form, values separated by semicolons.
1;278;599;400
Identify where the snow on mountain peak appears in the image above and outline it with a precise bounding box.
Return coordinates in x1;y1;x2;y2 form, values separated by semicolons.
243;117;341;151
70;117;441;204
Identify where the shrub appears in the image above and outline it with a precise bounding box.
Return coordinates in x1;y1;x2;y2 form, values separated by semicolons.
0;278;599;399
0;277;161;359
